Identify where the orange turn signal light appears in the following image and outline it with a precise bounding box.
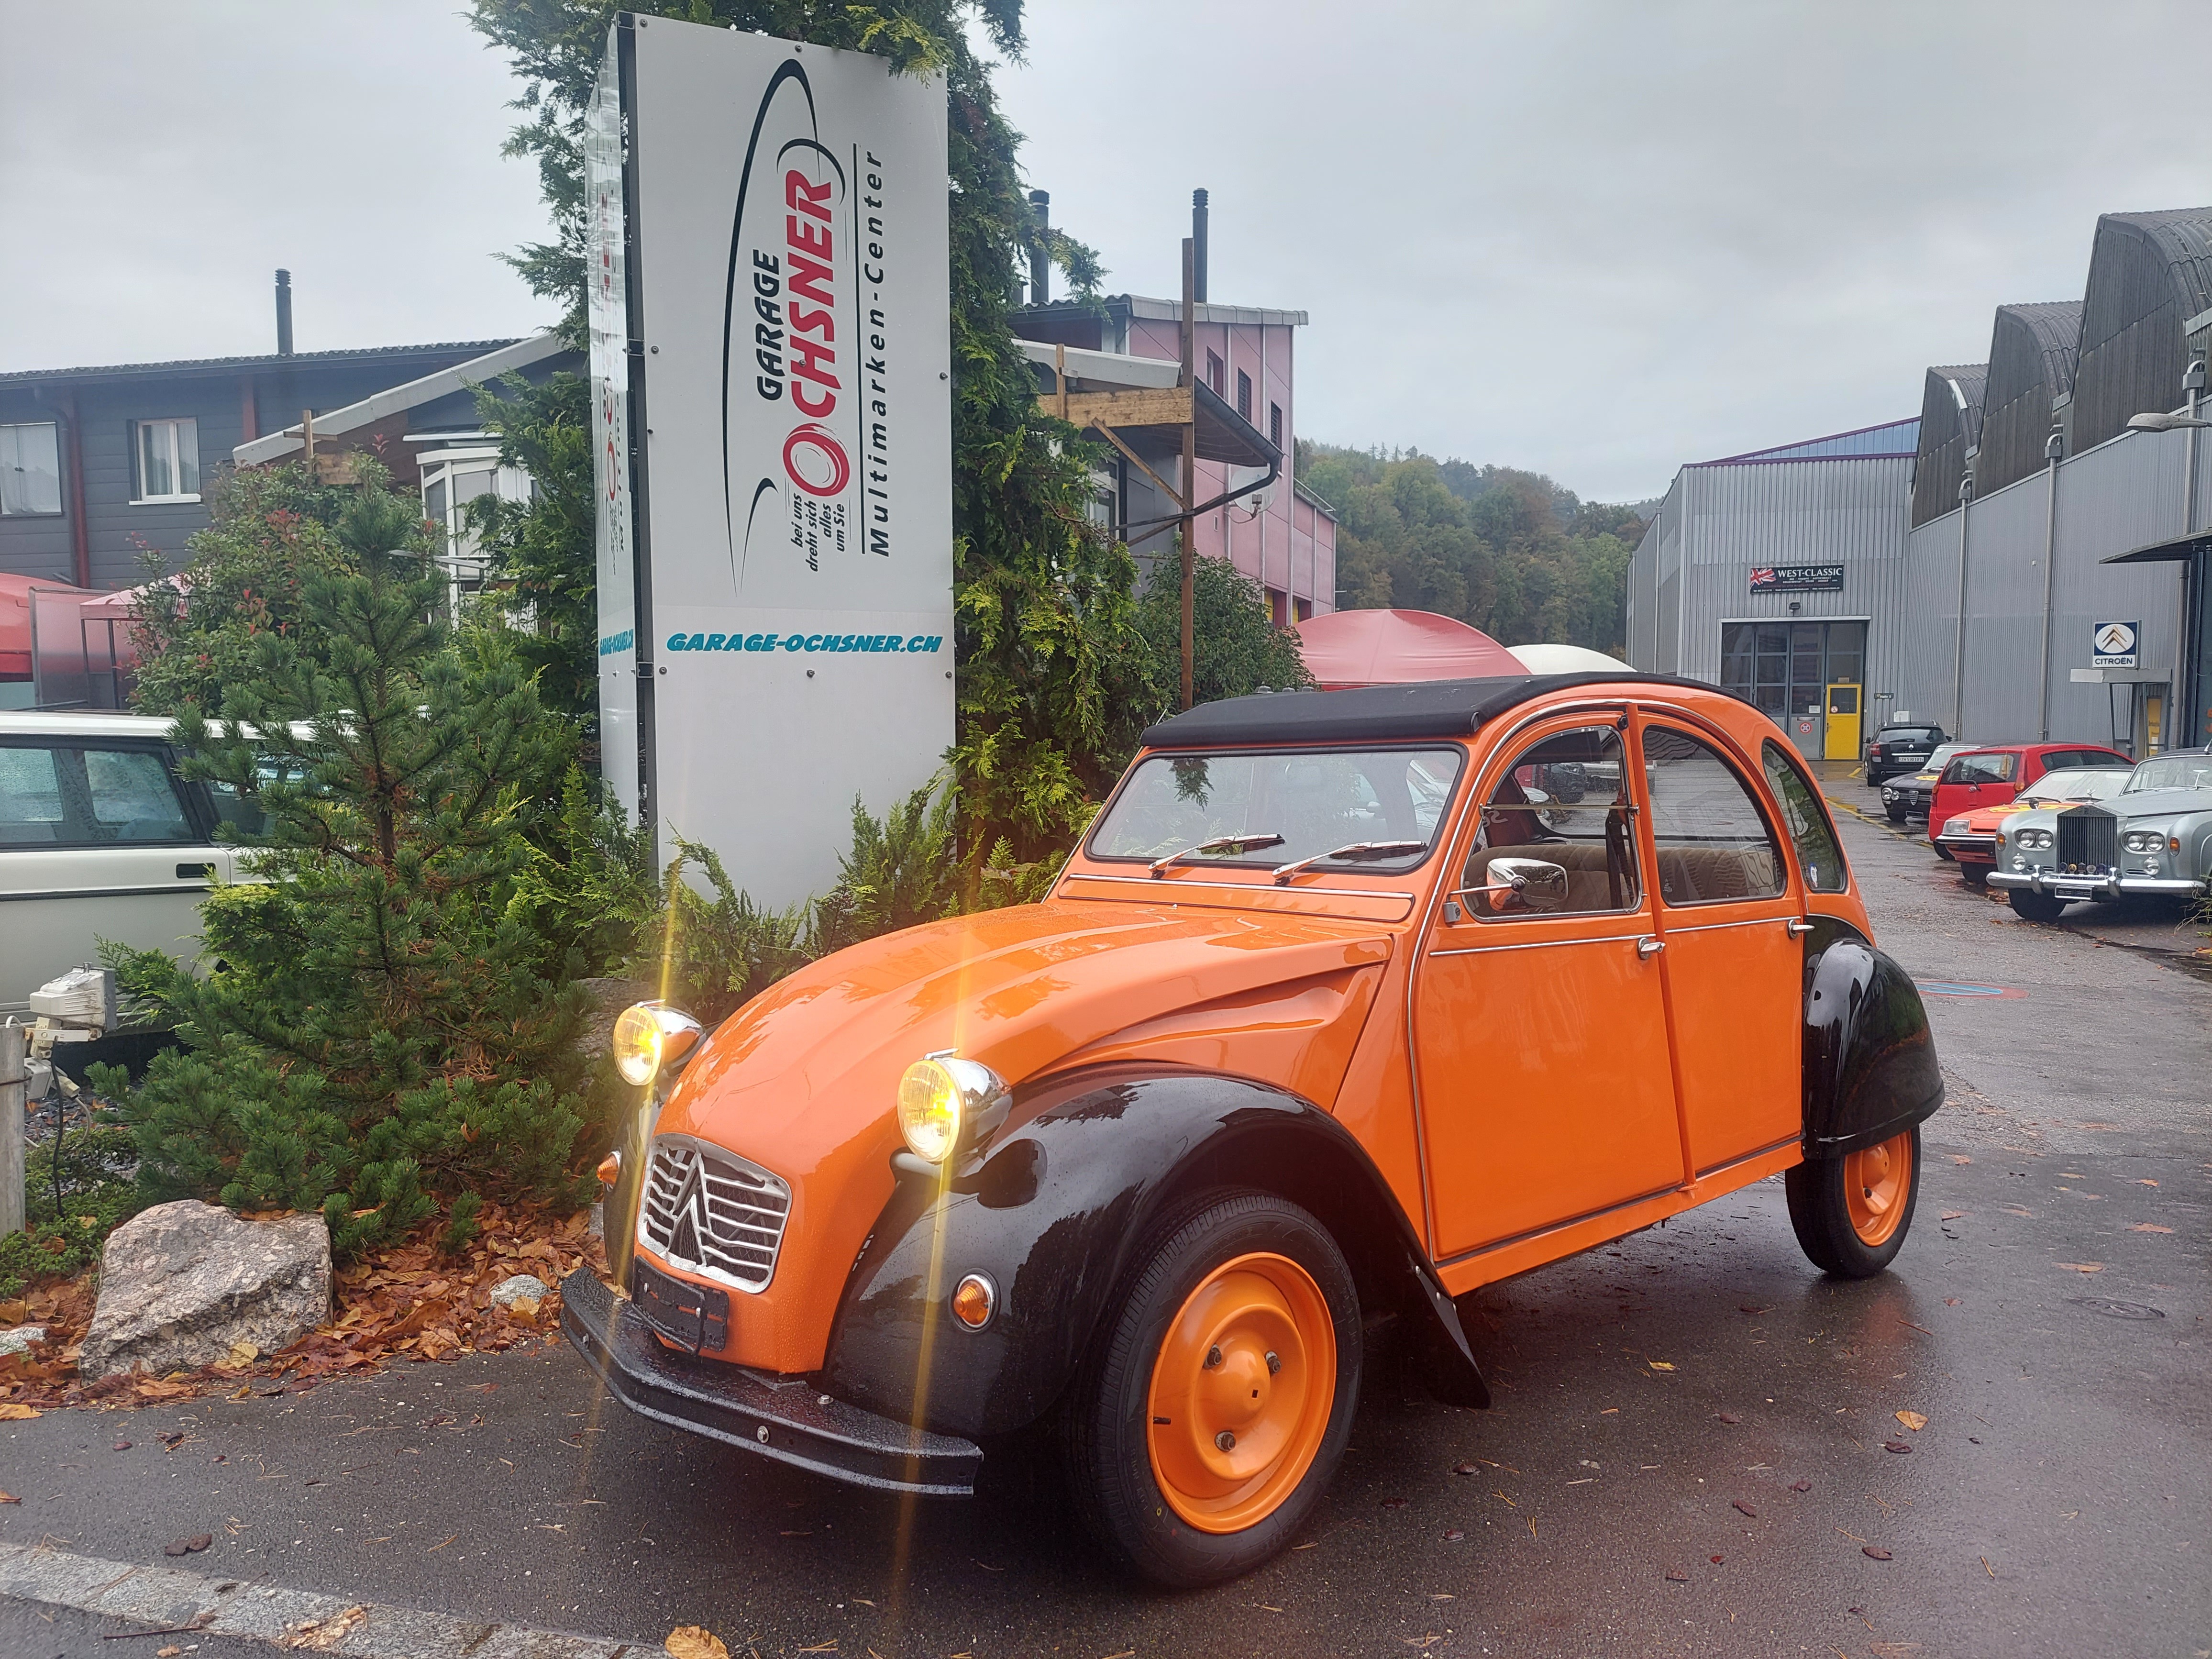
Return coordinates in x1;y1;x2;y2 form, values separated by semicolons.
951;1272;996;1330
596;1150;621;1186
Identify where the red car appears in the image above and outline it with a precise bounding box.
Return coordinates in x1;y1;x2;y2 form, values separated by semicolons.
1928;743;2133;859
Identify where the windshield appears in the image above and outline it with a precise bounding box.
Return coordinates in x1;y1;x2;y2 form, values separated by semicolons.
1090;747;1465;873
1918;744;1971;774
1878;727;1939;743
2020;768;2129;805
2124;753;2212;793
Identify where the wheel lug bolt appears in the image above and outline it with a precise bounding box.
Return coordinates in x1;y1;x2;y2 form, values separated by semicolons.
1204;1345;1222;1369
1216;1430;1236;1451
1265;1350;1281;1375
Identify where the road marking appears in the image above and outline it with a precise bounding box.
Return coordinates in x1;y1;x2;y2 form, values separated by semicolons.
0;1542;634;1657
1918;980;2025;999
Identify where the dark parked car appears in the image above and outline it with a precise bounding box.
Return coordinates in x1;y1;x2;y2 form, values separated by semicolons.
1881;741;1976;823
1865;722;1947;784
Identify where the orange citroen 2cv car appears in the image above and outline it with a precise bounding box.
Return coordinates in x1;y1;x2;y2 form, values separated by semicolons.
564;672;1942;1587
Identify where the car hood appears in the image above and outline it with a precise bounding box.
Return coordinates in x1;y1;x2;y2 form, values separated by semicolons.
2104;786;2212;821
659;898;1395;1171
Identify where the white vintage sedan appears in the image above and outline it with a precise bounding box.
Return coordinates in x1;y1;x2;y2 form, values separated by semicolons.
1987;748;2212;922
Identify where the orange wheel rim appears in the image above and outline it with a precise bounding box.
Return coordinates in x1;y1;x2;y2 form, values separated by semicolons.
1146;1251;1336;1535
1843;1130;1913;1246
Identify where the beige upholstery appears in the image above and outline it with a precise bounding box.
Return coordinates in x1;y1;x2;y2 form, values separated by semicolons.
1468;841;1632;914
1467;839;1780;913
1654;844;1779;903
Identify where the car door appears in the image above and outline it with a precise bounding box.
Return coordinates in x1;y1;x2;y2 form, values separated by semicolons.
1636;713;1804;1176
1411;714;1684;1261
0;736;231;1016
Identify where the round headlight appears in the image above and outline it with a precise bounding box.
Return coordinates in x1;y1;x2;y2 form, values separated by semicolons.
897;1054;1011;1165
611;1001;704;1087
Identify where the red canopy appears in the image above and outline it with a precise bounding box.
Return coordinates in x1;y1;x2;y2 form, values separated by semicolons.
0;574;145;683
1294;608;1527;690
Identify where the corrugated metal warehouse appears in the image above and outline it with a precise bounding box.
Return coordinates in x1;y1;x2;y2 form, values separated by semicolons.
1632;202;2212;759
1627;420;1916;759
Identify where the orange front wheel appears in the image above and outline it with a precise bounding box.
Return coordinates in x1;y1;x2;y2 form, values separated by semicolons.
1786;1125;1922;1277
1065;1194;1360;1588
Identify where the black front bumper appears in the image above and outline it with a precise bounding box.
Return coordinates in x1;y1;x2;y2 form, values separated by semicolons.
558;1268;980;1497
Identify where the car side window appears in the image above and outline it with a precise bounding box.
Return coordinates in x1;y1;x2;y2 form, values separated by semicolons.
1760;740;1848;892
1461;725;1639;918
0;745;66;845
1947;752;2017;785
79;748;195;844
1641;727;1786;906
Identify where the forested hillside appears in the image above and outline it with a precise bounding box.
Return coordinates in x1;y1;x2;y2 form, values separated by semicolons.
1297;443;1649;655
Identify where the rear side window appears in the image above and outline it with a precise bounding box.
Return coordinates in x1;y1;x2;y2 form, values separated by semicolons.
1943;752;2018;785
1761;740;1849;892
83;748;193;841
0;743;198;848
1641;728;1786;905
0;746;66;844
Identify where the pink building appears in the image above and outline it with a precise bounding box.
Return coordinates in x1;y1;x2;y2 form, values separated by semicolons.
1014;293;1338;623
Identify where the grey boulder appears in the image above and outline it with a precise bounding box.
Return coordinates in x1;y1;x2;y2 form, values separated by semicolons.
80;1200;331;1380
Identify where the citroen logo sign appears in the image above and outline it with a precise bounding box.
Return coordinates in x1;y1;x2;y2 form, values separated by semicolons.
667;1150;712;1262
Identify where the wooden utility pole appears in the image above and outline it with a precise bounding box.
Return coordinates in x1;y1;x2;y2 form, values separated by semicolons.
1179;237;1198;710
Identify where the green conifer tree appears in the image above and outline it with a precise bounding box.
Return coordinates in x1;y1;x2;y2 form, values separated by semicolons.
119;487;595;1254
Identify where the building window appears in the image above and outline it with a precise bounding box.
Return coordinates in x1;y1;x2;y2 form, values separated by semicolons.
1236;368;1252;422
1206;350;1224;397
419;442;534;621
0;422;62;516
1269;402;1283;450
133;418;200;502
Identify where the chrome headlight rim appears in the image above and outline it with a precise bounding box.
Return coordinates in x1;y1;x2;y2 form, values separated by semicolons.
897;1053;1013;1166
611;1000;706;1087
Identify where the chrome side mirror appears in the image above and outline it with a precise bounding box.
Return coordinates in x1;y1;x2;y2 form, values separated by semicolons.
1457;856;1570;913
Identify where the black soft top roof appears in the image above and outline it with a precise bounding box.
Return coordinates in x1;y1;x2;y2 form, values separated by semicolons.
1139;673;1726;749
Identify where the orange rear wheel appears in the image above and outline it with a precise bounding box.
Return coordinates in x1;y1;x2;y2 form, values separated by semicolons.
1844;1131;1913;1246
1146;1251;1336;1534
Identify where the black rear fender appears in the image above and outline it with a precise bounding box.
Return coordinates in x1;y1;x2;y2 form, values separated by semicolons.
1802;919;1944;1157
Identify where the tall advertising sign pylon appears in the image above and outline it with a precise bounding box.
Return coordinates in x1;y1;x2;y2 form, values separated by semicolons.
590;14;953;907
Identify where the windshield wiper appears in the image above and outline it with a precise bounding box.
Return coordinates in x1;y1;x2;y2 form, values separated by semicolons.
1149;831;1286;877
1272;840;1428;885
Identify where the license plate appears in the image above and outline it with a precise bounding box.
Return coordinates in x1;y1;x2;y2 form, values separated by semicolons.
630;1257;731;1354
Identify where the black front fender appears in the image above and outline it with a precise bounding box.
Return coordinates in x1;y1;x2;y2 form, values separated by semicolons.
1802;918;1944;1156
822;1066;1488;1441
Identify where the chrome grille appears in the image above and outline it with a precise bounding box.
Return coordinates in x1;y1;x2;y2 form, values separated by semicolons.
636;1135;792;1294
2057;805;2117;873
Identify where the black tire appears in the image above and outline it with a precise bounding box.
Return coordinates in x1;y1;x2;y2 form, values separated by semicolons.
1786;1125;1921;1279
1063;1192;1361;1589
1960;863;1988;888
1932;841;1954;862
2008;888;2068;923
1885;807;1906;823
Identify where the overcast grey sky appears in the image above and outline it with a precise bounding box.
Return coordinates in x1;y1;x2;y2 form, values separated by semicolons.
7;2;2212;502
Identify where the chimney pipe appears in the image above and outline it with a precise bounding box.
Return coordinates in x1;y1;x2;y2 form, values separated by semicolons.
275;269;294;356
1028;191;1050;307
1191;188;1208;304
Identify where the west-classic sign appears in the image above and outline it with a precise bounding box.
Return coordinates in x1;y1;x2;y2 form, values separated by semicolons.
590;17;952;906
1749;564;1845;593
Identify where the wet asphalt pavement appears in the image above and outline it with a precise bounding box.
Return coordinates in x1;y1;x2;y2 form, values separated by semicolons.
0;805;2204;1658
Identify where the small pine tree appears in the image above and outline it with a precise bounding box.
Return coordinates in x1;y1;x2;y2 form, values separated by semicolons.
120;487;596;1254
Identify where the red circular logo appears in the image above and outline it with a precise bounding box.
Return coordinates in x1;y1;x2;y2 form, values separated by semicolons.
783;424;851;498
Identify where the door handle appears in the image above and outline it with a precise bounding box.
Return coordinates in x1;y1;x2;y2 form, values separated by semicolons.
1785;918;1814;936
1637;936;1665;960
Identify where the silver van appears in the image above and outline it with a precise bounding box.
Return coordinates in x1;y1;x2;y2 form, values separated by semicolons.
0;712;252;1018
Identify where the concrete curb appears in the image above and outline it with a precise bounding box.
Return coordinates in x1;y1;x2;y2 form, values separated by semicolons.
0;1542;641;1657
